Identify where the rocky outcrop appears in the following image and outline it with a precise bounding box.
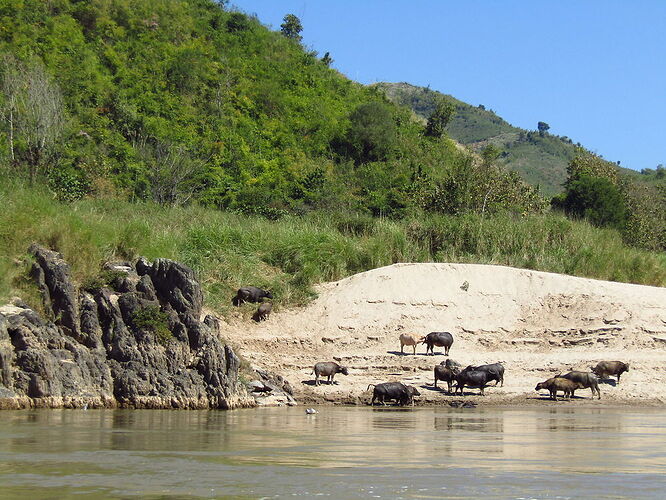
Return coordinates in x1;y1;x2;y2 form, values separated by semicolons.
0;246;254;410
247;367;297;406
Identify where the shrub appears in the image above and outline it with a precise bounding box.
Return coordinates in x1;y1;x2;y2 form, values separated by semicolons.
131;305;172;345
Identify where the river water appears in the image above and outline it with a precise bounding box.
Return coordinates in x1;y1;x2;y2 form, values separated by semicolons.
1;406;665;499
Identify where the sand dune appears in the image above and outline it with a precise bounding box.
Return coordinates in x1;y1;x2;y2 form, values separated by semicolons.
219;263;666;406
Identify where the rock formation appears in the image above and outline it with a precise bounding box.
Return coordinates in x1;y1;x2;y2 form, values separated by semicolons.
0;245;254;410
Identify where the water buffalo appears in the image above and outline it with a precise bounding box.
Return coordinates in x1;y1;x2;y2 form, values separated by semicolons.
559;371;601;399
422;331;454;356
252;302;272;322
232;286;273;306
455;367;490;396
369;382;420;406
469;362;505;387
440;359;462;368
399;333;422;355
535;377;579;400
591;361;629;384
313;362;349;386
434;364;459;393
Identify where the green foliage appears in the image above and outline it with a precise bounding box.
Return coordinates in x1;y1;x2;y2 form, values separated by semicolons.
557;152;665;251
375;82;582;196
0;1;558;219
81;269;128;292
131;304;172;345
280;14;302;41
425;96;455;138
1;180;665;314
537;121;550;135
558;174;627;229
340;102;397;164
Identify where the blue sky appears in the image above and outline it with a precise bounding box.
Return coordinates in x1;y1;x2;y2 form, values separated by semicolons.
230;1;666;172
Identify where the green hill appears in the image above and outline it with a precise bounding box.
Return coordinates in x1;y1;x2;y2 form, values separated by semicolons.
0;0;546;219
0;1;664;308
374;82;589;196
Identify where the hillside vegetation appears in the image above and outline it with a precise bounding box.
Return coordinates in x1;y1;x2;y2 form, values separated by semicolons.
0;0;544;219
376;82;665;197
2;179;665;314
0;0;665;311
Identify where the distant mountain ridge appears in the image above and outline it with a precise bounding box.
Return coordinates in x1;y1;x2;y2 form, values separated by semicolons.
374;82;584;196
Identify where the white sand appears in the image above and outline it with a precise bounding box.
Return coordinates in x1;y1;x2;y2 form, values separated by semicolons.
219;263;666;406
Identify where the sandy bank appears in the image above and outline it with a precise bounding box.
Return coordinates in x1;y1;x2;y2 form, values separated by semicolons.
219;263;666;406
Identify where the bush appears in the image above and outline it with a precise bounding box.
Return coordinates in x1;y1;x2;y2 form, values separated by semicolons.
130;305;172;345
560;174;627;229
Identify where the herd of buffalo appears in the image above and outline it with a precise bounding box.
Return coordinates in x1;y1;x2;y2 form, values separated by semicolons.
313;332;630;406
232;287;630;406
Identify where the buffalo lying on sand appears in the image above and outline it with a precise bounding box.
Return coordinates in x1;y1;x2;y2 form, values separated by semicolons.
422;332;454;356
369;382;420;406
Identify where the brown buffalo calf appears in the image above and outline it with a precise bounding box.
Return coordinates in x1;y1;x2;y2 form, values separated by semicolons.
535;377;579;401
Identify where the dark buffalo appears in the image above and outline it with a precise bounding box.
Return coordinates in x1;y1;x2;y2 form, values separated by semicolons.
469;362;505;387
591;361;629;384
232;286;273;306
535;377;579;400
422;331;454;356
455;367;490;396
252;302;272;322
313;362;348;386
369;382;420;406
434;364;459;393
559;371;601;399
439;358;462;368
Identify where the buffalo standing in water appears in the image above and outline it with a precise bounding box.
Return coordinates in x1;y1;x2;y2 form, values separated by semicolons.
369;382;420;406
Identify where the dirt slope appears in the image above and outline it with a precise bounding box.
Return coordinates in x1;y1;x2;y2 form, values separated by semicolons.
219;263;666;406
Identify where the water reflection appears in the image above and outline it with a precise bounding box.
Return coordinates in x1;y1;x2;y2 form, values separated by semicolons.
1;406;666;498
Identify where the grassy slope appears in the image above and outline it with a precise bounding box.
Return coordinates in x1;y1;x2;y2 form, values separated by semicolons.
2;181;665;316
374;82;650;197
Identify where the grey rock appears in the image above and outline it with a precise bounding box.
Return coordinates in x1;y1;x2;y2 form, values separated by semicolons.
0;246;255;410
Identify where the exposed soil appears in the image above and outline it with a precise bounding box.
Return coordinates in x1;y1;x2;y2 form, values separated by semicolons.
218;263;666;407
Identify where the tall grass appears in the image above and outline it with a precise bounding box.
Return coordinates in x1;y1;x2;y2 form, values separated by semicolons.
1;180;664;314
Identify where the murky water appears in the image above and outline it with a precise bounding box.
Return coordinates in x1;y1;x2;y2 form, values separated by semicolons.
1;406;665;498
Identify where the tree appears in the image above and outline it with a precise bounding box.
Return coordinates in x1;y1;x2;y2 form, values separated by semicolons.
321;52;333;67
559;173;627;229
134;136;208;206
280;14;302;41
480;144;501;168
226;12;251;33
425;97;455;138
537;121;550;136
1;56;66;184
344;102;396;164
